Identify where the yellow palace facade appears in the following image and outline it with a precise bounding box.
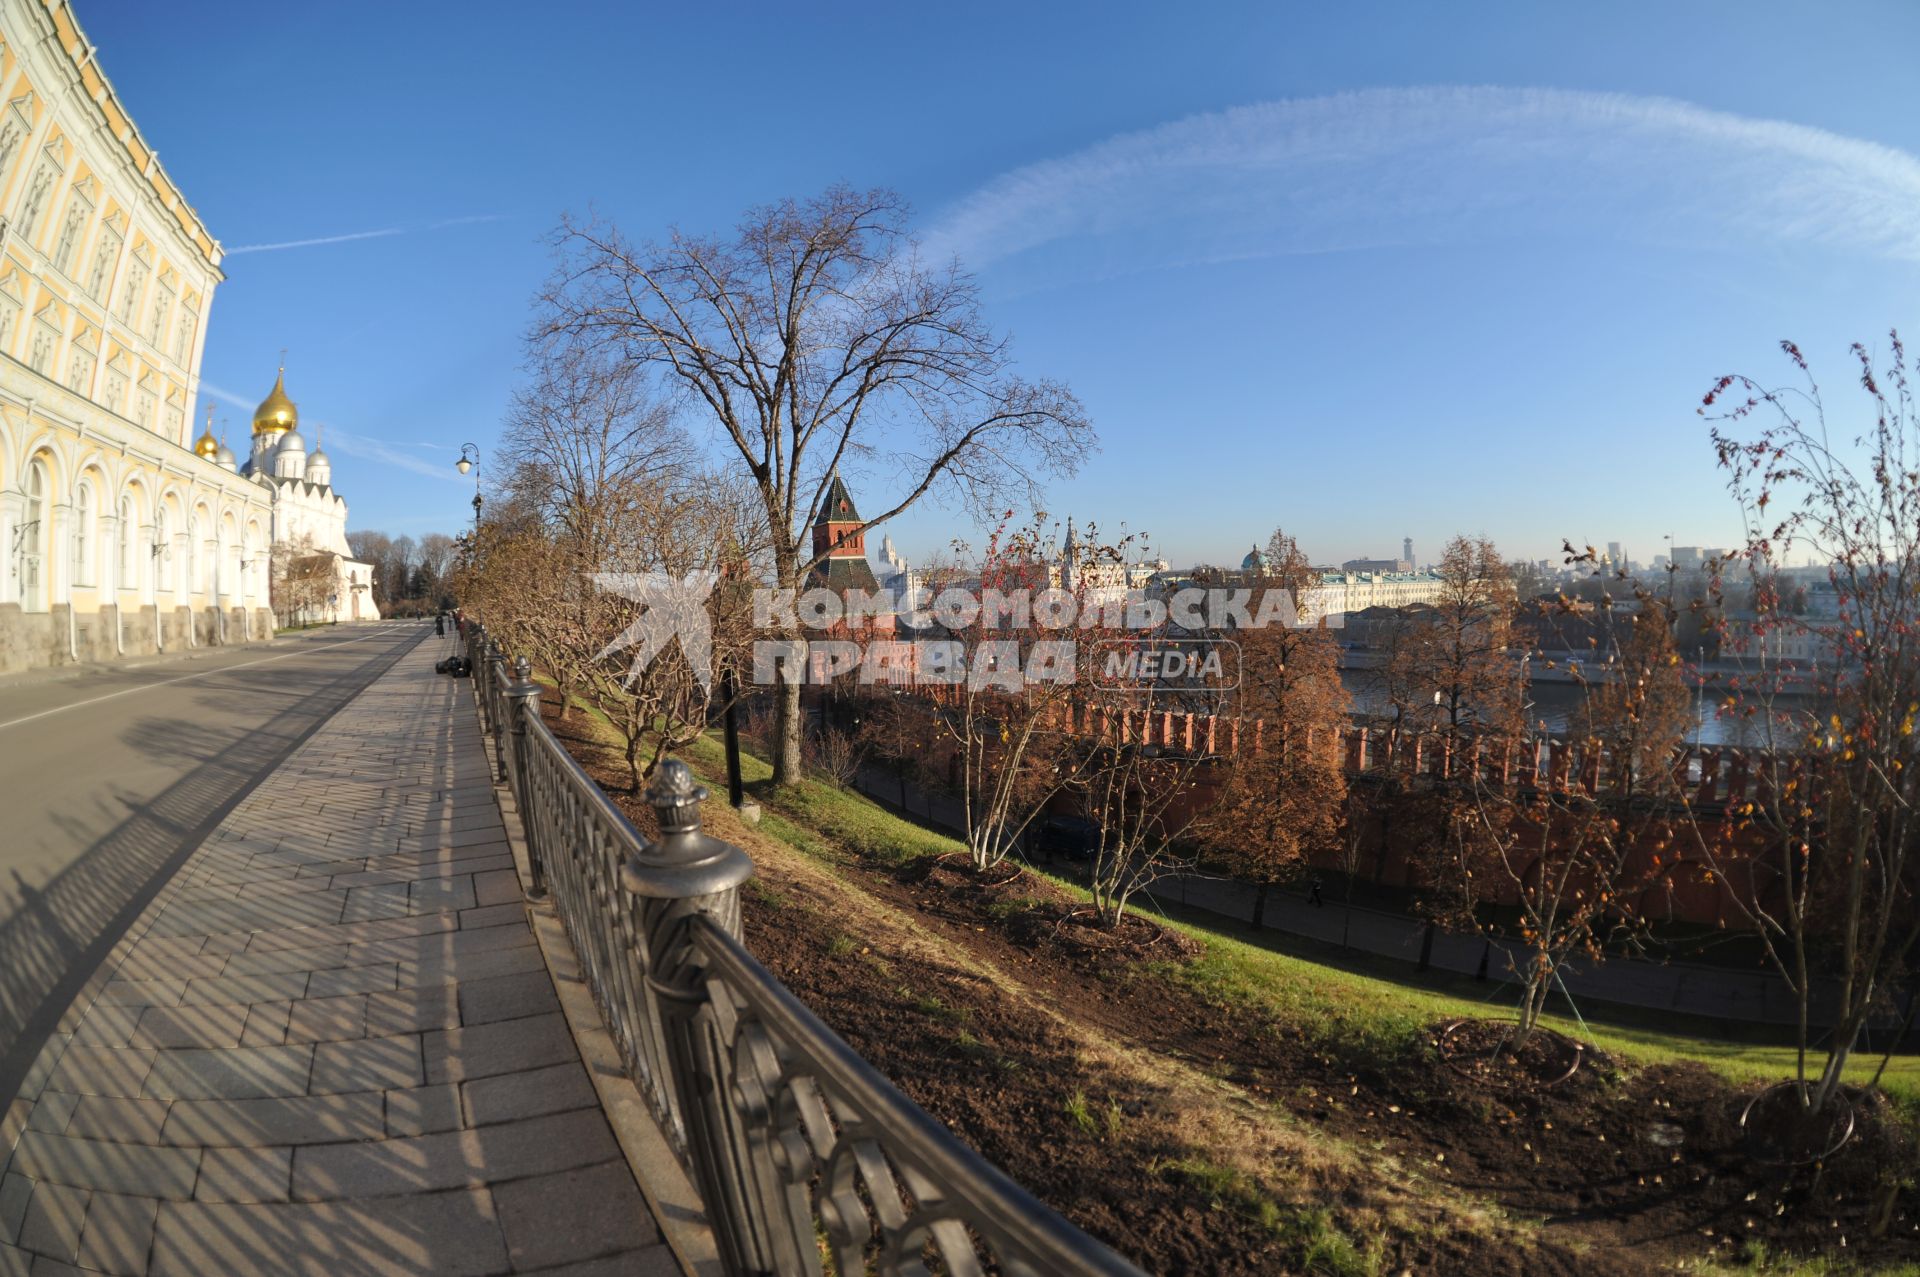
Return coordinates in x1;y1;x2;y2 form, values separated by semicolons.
0;0;273;672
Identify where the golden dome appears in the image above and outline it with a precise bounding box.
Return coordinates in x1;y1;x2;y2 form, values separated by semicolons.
193;424;220;459
252;368;298;436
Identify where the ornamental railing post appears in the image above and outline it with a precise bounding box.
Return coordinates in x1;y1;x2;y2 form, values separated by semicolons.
621;761;769;1277
504;655;547;899
489;647;511;782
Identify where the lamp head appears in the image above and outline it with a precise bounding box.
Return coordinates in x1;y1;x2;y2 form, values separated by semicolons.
456;457;472;476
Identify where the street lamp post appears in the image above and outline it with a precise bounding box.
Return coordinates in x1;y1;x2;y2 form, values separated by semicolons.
456;444;482;535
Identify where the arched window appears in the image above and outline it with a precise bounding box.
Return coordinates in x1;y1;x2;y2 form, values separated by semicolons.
118;494;133;588
21;459;47;611
71;481;92;586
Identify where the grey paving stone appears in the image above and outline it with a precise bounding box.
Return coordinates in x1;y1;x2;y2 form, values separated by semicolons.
44;1049;155;1099
304;964;396;999
149;1188;508;1277
132;1004;248;1050
362;986;458;1037
0;1175;31;1246
291;1109;618;1201
0;1245;19;1277
462;1062;597;1128
307;1036;423;1094
160;1092;384;1149
247;913;453;955
11;1132;199;1200
67;1007;141;1050
492;1161;657;1270
141;1046;314;1101
519;1248;682;1277
457;903;525;930
423;1012;575;1085
17;1182;87;1263
112;953;226;983
340;885;410;923
474;869;523;907
75;1192;158;1276
24;1094;77;1136
403;944;547;986
240;1001;292;1047
455;970;559;1026
65;1097;168;1147
193;1147;292;1204
383;1085;461;1138
220;944;351;977
409;877;478;913
179;973;311;1007
285;995;368;1045
95;982;185;1010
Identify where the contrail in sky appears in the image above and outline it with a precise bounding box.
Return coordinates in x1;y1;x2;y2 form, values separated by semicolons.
225;214;506;256
225;228;403;255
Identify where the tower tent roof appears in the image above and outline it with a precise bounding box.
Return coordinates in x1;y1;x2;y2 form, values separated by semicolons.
818;471;862;524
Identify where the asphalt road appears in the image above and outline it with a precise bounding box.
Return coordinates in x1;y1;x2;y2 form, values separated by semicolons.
0;620;438;1110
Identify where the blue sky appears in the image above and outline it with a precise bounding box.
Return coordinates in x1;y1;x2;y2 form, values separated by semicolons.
79;0;1920;569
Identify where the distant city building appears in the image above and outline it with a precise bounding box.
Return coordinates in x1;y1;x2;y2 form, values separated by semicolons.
1403;536;1414;566
1304;569;1447;621
1054;518;1165;606
1341;557;1411;574
1606;540;1624;568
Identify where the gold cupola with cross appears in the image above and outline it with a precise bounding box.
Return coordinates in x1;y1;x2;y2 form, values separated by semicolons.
193;401;220;460
252;359;298;439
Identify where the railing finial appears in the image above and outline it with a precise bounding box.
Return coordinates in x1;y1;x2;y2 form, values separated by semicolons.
623;756;755;903
645;759;707;834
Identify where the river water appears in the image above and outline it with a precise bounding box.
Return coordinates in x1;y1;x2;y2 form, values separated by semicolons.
1337;671;1814;746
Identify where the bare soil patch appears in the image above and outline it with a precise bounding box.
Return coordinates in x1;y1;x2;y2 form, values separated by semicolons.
537;698;1920;1272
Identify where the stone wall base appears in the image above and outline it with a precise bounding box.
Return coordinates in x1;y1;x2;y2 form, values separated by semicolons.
0;600;267;674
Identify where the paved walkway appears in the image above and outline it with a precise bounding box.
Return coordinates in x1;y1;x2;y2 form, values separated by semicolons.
0;644;674;1276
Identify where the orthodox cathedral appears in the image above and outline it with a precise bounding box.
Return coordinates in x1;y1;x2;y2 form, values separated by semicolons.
190;368;377;625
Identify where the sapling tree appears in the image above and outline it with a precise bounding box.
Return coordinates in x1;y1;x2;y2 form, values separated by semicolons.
933;515;1119;872
1686;333;1920;1116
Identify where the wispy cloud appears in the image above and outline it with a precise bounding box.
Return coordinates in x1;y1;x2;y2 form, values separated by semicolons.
199;382;462;484
224;213;507;256
928;88;1920;280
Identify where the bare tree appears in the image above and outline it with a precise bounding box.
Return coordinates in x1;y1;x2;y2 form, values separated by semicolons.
538;185;1095;785
1194;529;1350;926
270;533;335;627
935;515;1115;872
1387;535;1522;743
1684;334;1920;1117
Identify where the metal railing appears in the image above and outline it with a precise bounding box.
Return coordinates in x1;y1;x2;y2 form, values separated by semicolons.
464;625;1143;1277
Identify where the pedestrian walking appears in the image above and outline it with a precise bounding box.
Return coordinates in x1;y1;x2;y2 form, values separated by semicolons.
1308;876;1324;907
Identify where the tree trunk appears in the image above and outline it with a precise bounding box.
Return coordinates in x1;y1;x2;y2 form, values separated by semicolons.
772;672;805;786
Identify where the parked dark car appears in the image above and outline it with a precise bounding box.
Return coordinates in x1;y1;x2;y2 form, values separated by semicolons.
1032;815;1101;862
